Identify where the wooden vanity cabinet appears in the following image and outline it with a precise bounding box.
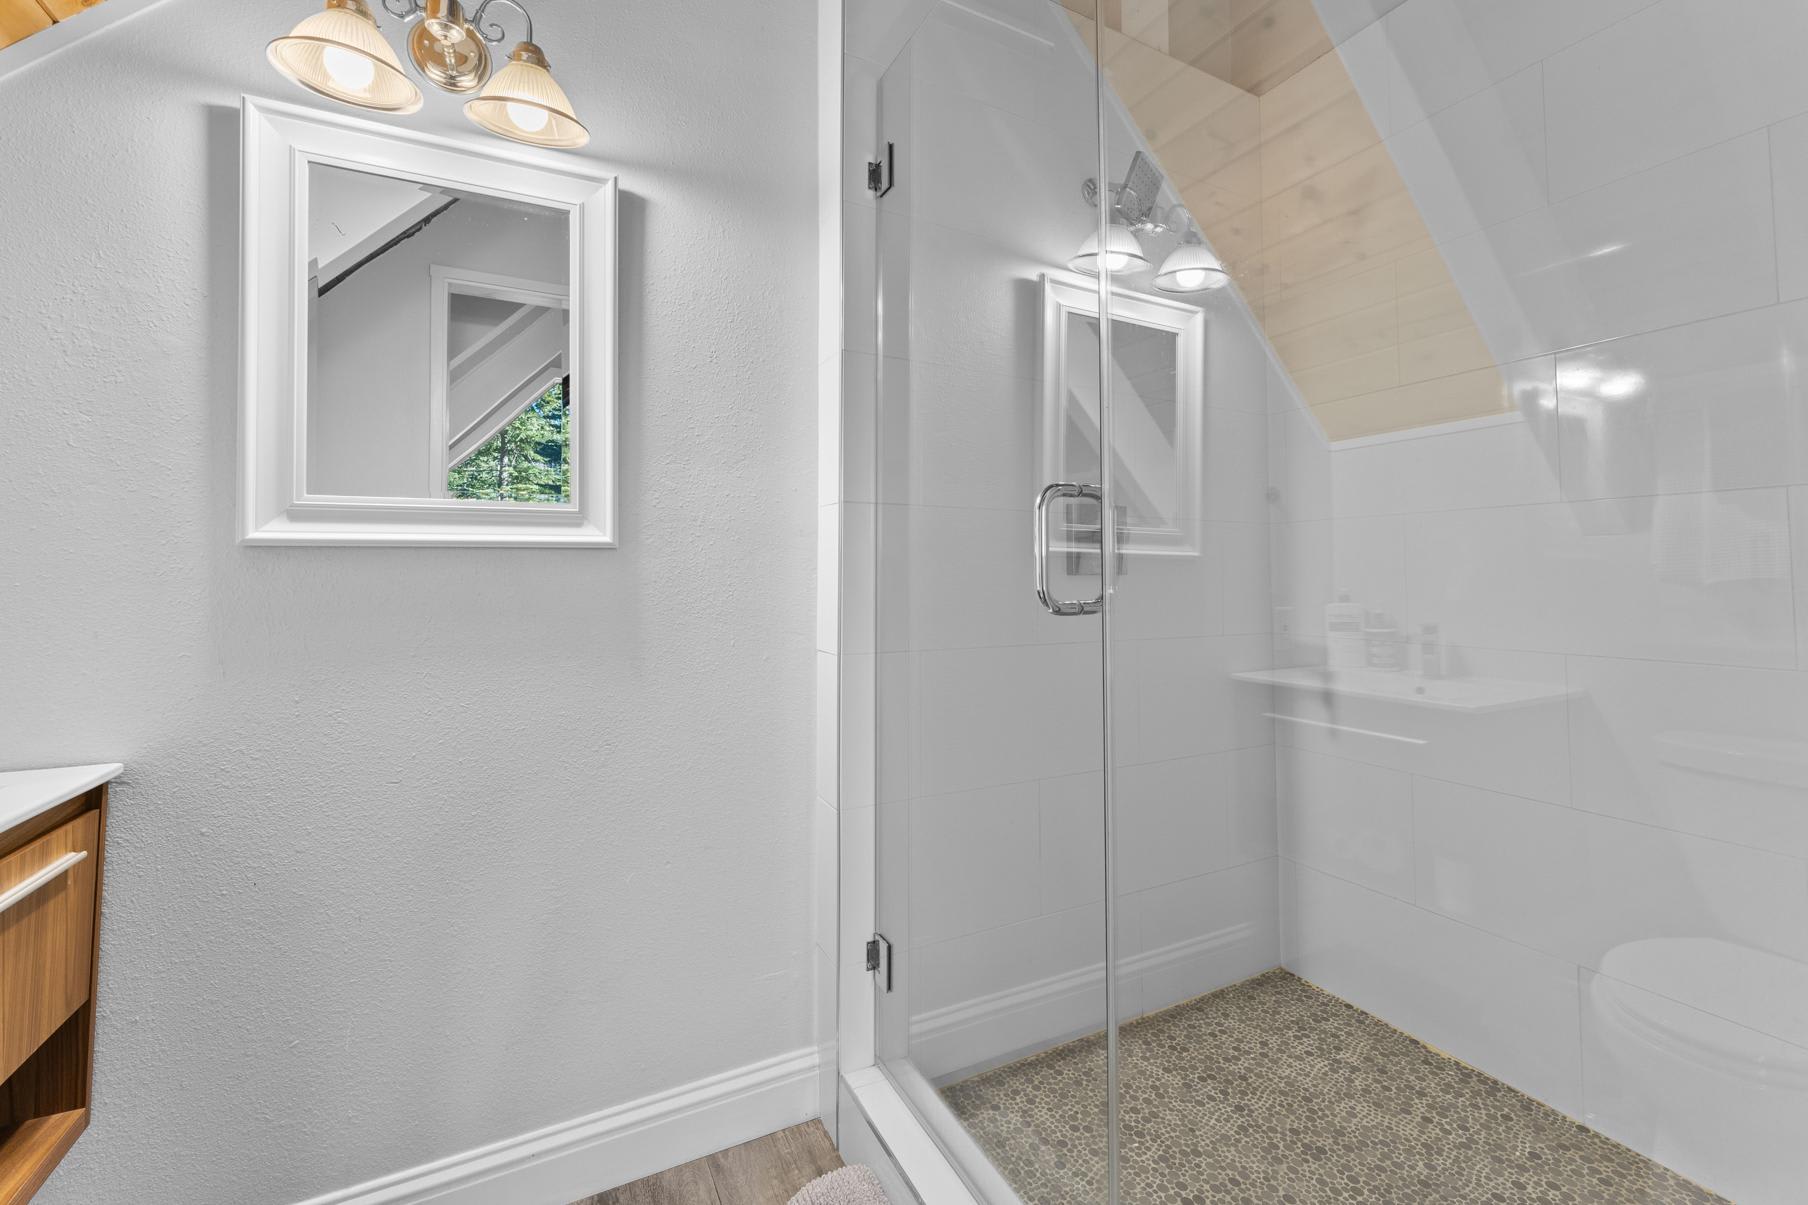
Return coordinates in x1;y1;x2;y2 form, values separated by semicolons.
0;779;108;1204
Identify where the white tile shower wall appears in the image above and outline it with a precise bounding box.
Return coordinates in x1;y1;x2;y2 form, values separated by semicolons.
870;0;1281;1084
1278;8;1808;1196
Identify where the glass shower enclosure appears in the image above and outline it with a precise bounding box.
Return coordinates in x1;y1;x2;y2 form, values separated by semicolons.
851;1;1808;1202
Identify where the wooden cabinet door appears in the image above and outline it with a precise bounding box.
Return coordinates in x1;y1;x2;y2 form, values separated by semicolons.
0;813;98;1085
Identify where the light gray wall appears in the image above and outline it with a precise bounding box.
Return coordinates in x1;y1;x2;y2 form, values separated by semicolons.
0;1;818;1201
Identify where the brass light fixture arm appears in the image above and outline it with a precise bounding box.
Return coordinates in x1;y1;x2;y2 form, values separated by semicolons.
469;0;533;45
378;0;533;45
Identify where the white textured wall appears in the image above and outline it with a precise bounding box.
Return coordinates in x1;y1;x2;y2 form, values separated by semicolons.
0;1;818;1201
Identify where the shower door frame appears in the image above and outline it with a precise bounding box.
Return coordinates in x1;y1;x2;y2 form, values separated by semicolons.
824;2;1135;1201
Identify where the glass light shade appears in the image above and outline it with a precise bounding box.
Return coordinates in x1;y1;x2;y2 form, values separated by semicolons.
1153;242;1230;293
465;42;590;148
267;0;423;114
1069;225;1149;276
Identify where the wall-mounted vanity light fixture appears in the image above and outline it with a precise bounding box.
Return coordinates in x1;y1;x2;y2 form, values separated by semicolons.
268;0;589;149
267;0;424;114
1153;235;1229;295
1074;152;1228;292
1068;223;1150;277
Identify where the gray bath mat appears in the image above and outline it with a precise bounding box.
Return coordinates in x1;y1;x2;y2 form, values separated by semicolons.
786;1164;890;1205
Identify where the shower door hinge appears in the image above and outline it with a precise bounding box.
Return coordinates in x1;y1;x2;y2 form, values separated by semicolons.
867;142;895;197
865;933;894;992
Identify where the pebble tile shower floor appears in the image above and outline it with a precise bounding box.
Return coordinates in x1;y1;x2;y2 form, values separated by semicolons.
940;969;1723;1205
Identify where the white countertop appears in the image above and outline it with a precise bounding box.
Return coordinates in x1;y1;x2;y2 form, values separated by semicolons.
0;764;122;834
1232;667;1577;714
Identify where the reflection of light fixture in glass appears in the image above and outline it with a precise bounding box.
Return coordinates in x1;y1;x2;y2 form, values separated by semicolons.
1597;371;1646;400
268;0;424;113
466;39;589;147
1154;238;1229;293
1557;366;1600;392
1069;224;1149;276
1557;365;1645;400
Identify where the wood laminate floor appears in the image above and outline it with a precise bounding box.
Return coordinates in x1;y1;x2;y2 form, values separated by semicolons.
573;1121;842;1205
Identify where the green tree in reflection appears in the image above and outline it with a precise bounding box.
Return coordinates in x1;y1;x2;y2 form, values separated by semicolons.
447;379;570;503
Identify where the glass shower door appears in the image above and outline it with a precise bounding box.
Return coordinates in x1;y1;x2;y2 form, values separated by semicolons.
863;2;1117;1201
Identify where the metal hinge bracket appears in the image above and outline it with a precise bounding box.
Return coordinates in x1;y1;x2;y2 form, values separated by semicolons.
867;142;895;197
865;932;894;992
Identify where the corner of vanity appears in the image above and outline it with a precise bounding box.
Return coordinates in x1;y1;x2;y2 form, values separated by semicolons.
0;764;119;1204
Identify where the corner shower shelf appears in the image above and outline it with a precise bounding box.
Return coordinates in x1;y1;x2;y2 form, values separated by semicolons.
1231;667;1578;715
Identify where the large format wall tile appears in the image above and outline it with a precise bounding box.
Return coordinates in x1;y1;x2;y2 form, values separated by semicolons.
1129;858;1281;1012
1411;776;1808;983
1385;64;1547;244
1796;487;1808;669
912;642;1102;796
909;781;1043;944
1556;302;1808;501
1567;654;1808;856
1405;488;1796;667
1332;412;1562;516
876;356;1038;512
1772;111;1808;303
1379;0;1658;128
1543;0;1808;199
1283;860;1585;1116
1439;133;1777;364
1312;0;1412;46
1115;634;1276;764
1278;748;1414;899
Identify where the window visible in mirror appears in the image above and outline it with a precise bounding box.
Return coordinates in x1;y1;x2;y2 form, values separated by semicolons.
305;161;572;505
448;377;571;503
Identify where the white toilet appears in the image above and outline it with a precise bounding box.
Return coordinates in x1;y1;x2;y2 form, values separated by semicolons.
1586;938;1808;1204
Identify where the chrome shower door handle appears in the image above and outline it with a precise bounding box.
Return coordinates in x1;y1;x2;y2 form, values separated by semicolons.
1035;482;1105;616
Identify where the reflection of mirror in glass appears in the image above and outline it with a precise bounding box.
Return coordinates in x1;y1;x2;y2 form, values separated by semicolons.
304;161;571;503
1065;315;1181;537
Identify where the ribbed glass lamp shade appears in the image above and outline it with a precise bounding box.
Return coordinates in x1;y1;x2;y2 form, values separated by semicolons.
1069;224;1149;276
1153;242;1230;293
267;0;423;114
465;43;590;148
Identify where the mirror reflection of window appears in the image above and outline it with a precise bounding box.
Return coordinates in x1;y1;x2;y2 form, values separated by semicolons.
304;161;572;504
447;377;571;503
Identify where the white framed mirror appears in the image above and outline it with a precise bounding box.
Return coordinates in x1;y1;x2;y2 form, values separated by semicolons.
240;96;616;546
1041;275;1205;557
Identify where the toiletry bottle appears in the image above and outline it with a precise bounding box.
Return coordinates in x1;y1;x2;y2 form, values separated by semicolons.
1324;591;1366;670
1365;610;1403;671
1418;622;1444;680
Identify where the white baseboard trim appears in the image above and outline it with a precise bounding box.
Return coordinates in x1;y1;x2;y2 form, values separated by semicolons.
292;1048;820;1205
908;922;1257;1079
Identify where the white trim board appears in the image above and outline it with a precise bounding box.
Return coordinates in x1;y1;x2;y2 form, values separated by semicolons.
907;922;1262;1081
289;1048;818;1205
0;0;174;83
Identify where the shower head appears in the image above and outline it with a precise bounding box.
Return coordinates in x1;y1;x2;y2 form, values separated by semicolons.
1081;151;1178;235
1116;151;1166;228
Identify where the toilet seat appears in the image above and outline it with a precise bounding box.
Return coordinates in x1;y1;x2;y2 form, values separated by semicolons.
1591;939;1808;1087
